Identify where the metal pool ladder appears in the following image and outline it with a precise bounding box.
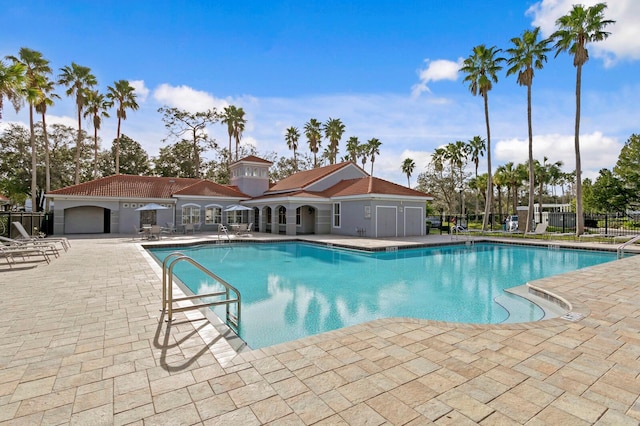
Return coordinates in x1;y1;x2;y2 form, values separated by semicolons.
161;252;241;329
617;234;640;259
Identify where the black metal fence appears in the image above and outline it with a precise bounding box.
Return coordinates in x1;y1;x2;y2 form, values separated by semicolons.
428;212;640;236
0;212;53;238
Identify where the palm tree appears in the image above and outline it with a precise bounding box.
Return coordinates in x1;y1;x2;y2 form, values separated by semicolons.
285;126;300;171
506;27;550;233
34;76;59;211
84;90;112;178
221;105;246;163
467;136;485;218
107;80;139;175
445;141;470;214
359;143;368;170
534;157;564;223
304;118;322;167
401;158;416;188
0;60;25;119
550;3;614;235
7;48;52;212
467;136;485;179
460;45;504;230
345;136;360;162
322;118;345;164
366;138;382;176
58;63;97;184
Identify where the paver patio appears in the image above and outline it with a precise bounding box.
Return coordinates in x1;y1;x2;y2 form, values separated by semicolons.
1;233;639;425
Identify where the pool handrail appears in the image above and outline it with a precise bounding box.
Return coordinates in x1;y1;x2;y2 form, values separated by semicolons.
161;253;241;329
617;234;640;259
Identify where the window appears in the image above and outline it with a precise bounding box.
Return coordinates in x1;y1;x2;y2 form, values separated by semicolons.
278;207;286;224
226;211;244;224
205;206;222;224
333;203;341;227
182;205;200;224
296;207;301;225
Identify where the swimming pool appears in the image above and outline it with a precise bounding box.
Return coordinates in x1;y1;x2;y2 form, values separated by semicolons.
149;242;617;349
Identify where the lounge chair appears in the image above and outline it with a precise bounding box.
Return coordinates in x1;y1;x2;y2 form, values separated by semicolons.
165;222;177;234
524;222;548;238
1;245;51;267
0;235;60;258
12;221;70;251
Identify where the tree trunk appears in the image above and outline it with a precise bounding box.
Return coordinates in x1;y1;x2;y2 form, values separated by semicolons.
526;83;535;233
42;112;51;211
93;123;98;179
29;106;37;212
75;107;82;184
574;65;584;235
115;118;121;175
482;94;493;230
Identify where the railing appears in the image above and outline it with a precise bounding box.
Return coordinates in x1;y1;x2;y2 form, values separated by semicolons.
617;234;640;259
161;253;241;329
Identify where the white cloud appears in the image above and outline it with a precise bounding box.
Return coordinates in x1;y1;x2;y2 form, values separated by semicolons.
129;80;149;103
153;83;229;112
411;58;463;97
495;131;622;180
528;0;640;65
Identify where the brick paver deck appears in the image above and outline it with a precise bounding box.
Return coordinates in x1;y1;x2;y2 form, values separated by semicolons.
1;233;639;424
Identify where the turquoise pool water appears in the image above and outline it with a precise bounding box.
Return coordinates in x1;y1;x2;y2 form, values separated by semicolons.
149;242;617;349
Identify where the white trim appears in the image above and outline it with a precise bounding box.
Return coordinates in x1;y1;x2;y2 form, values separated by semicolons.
181;202;201;208
122;203;130;208
332;202;341;228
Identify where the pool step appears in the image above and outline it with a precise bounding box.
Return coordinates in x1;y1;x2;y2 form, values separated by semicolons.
495;292;545;323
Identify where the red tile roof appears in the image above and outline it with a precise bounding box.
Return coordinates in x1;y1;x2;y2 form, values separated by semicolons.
322;177;432;198
267;162;361;192
234;155;273;165
47;175;247;198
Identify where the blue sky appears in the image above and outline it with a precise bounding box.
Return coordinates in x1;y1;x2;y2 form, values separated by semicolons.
2;0;639;186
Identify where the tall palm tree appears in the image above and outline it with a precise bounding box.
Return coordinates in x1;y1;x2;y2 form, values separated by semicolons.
359;143;368;170
366;138;382;176
322;118;345;164
221;105;246;163
107;80;139;175
401;158;416;188
345;136;360;163
493;167;506;223
445;141;470;214
467;136;485;218
221;105;236;165
7;48;52;212
506;27;550;232
34;76;59;211
551;3;614;235
232;107;246;161
58;62;97;184
0;60;25;119
534;157;564;222
460;45;504;230
466;136;485;180
304;118;322;167
285;126;300;171
84;90;112;178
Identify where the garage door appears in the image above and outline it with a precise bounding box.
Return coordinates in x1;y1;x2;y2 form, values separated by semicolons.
64;206;104;233
376;206;397;237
